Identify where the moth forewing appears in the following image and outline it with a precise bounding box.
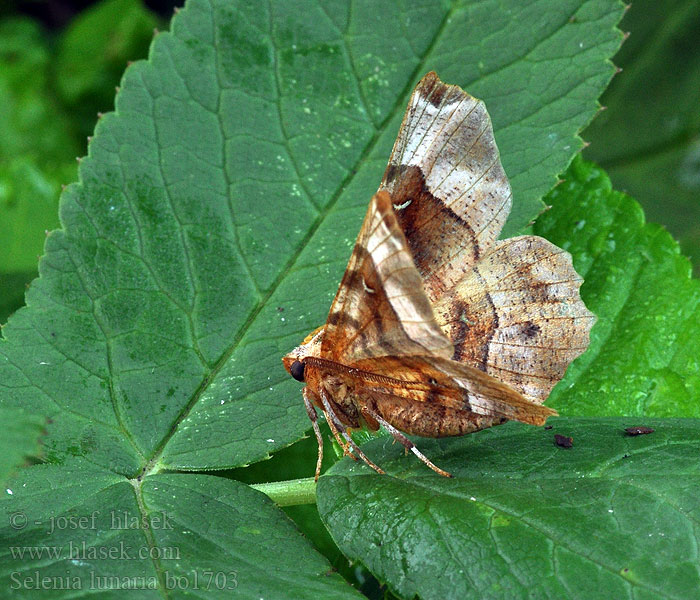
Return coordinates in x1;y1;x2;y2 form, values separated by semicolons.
423;356;558;426
348;354;557;435
379;71;512;301
320;191;454;364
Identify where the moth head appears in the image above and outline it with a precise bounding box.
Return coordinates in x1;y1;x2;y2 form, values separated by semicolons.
282;325;325;381
281;353;307;382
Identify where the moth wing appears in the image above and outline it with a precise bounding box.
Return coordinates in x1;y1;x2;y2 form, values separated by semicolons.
350;354;556;430
321;191;453;363
379;71;511;302
434;235;597;403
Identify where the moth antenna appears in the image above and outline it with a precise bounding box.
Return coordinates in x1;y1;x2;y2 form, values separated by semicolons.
302;388;324;481
319;389;385;475
365;408;452;478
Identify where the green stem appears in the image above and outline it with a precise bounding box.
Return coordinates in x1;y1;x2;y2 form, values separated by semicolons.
250;477;317;507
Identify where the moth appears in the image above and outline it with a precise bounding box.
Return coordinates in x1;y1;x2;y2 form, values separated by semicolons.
283;72;595;480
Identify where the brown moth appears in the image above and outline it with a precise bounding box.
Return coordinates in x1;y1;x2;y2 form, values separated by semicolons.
282;72;596;480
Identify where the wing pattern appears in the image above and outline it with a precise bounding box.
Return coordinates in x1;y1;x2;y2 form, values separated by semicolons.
380;71;511;302
434;235;596;402
320;191;453;364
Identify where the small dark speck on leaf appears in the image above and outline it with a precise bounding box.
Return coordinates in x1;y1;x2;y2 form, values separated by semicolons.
277;306;284;312
625;426;655;436
554;434;573;448
544;425;553;430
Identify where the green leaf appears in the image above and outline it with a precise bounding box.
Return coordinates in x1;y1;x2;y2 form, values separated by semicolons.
583;0;700;274
0;408;44;485
231;427;394;594
535;158;700;417
595;143;700;277
0;0;625;473
318;417;700;600
0;157;77;325
55;0;160;138
0;461;362;599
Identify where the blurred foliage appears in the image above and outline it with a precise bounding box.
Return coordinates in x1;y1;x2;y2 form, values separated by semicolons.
0;18;78;162
583;0;700;275
55;0;159;138
0;0;160;325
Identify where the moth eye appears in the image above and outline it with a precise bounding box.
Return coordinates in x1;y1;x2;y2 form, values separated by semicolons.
290;360;306;382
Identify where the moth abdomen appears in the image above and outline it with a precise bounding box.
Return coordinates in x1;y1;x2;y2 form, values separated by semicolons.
368;392;500;438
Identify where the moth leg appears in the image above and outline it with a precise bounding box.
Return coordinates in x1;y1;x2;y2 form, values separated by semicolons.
317;392;357;460
335;426;385;475
363;407;452;478
319;389;385;475
302;387;324;482
325;410;357;460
